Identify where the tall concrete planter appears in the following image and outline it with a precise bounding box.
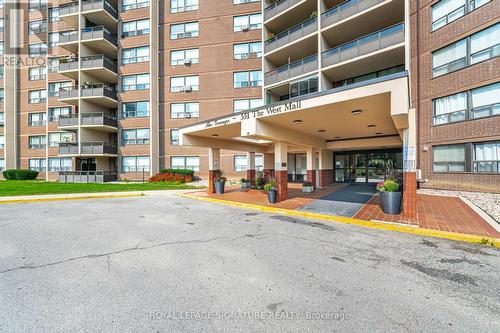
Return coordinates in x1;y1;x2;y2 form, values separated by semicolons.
380;191;402;214
267;189;277;203
214;181;225;194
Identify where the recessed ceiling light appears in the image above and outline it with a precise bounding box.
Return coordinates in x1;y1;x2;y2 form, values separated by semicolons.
375;132;383;135
351;110;362;115
368;124;376;128
211;134;219;137
293;119;303;124
318;129;326;133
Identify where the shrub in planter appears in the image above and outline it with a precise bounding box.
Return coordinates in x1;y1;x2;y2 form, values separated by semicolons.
264;178;278;204
302;181;314;193
240;178;251;189
159;168;195;177
377;180;402;214
214;174;227;194
3;169;39;180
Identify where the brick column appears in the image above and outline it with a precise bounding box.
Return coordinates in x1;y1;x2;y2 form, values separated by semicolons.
402;172;417;222
306;147;316;190
247;152;255;186
275;170;288;202
263;153;275;183
208;148;220;194
318;149;333;187
247;169;256;186
274;141;288;202
318;169;334;187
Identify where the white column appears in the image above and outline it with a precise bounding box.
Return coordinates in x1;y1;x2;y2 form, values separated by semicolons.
208;147;220;171
247;151;255;171
274;141;288;171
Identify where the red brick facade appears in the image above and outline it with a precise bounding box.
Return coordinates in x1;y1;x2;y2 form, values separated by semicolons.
246;169;256;186
208;170;220;194
275;170;288;202
402;172;418;223
306;170;316;190
318;169;334;188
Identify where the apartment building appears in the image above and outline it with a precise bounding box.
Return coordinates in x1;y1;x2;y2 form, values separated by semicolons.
0;0;263;180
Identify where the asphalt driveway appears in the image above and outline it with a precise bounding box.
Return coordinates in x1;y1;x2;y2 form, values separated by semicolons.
0;193;499;332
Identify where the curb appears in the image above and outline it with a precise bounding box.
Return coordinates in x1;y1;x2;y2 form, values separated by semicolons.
178;193;500;248
0;193;143;205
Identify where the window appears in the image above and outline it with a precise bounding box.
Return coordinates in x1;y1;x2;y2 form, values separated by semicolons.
170;102;199;118
0;89;4;102
48;132;73;147
288;75;318;99
170;22;199;39
433;144;466;172
29;135;46;149
122;0;149;11
122;156;150;172
471;82;500;119
171;156;199;171
28;113;47;127
28;90;47;104
0;135;4;148
49;7;60;22
29;0;47;11
233;13;262;32
28;20;46;35
122;74;150;91
29;158;46;172
170;129;179;145
233;42;262;59
0;159;4;172
0;65;4;79
49;81;72;97
170;76;199;92
234;0;259;3
48;157;72;172
122;128;150;145
433;82;500;124
234;155;247;171
28;43;48;57
0;42;4;56
170;48;199;65
432;23;499;77
470;23;500;64
234;70;262;88
123;101;150;118
122;46;149;64
29;66;47;80
48;58;59;73
233;99;263;112
49;107;71;122
48;32;60;47
170;0;198;13
122;19;150;37
432;0;490;31
474;142;500;173
0;112;4;125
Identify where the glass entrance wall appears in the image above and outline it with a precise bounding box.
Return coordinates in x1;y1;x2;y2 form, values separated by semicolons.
287;154;307;182
334;149;403;183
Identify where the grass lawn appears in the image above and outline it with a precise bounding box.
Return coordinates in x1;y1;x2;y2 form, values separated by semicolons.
0;180;203;197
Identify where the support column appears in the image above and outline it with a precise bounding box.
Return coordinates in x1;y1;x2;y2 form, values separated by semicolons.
274;141;288;202
208;148;220;194
246;152;256;186
402;108;418;222
263;152;275;180
306;147;316;190
318;149;334;187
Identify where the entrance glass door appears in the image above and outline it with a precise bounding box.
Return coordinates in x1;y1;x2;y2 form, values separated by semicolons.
367;152;387;183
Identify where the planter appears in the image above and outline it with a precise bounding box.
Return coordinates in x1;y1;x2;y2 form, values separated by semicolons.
241;181;251;189
214;181;225;194
380;191;402;214
267;189;277;204
302;185;314;193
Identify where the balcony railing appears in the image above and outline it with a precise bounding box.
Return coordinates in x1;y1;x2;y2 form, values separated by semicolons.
321;0;385;28
264;0;303;21
265;17;317;53
60;32;79;44
81;141;118;155
59;86;79;99
82;0;119;20
58;114;79;127
81;26;118;47
59;142;79;155
265;54;318;86
81;113;118;128
59;1;78;16
58;171;118;183
81;55;118;74
81;83;117;100
322;23;404;68
58;58;79;72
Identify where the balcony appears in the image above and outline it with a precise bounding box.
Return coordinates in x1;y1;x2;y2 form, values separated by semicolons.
58;171;118;183
81;112;118;131
59;2;79;27
81;83;118;107
58;58;79;79
265;54;318;86
59;86;79;105
80;55;118;83
321;23;405;81
81;141;118;156
58;114;79;129
81;26;118;59
59;32;79;53
264;0;303;22
59;142;79;155
265;17;317;54
81;0;119;32
322;0;384;28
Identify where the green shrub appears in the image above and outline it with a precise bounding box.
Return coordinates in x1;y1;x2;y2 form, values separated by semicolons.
378;180;400;192
263;183;275;191
159;168;195;177
3;169;39;180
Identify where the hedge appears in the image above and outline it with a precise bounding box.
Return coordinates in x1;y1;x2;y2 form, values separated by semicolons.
149;173;192;183
159;168;195;177
3;169;39;180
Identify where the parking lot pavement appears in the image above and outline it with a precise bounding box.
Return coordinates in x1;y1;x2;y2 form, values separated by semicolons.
0;194;499;332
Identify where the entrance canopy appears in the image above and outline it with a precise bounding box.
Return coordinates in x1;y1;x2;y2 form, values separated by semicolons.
179;73;411;154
